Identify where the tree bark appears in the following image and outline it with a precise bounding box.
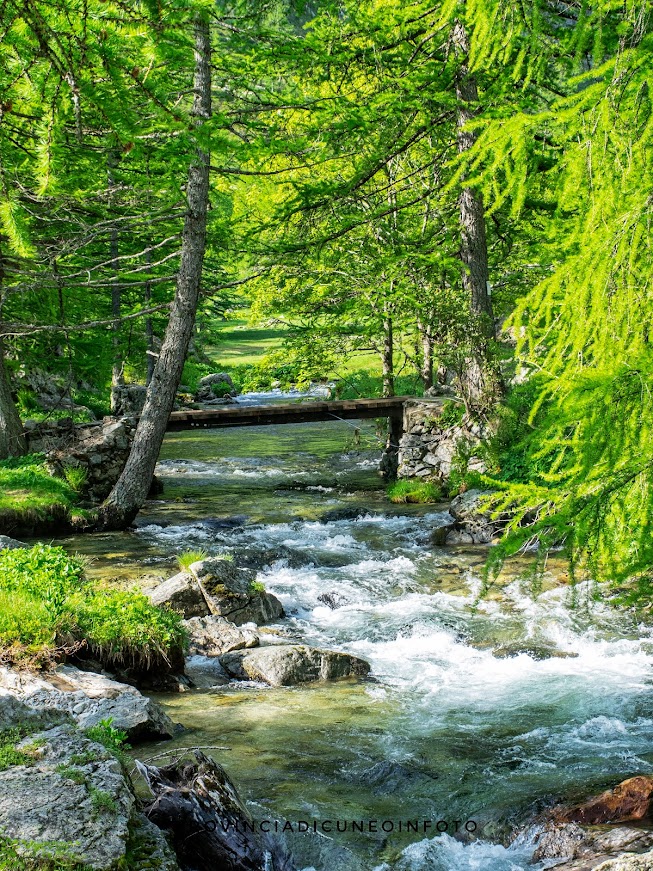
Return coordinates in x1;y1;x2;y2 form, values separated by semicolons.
98;14;211;530
0;338;26;459
382;301;395;398
418;318;434;390
108;153;124;413
453;20;495;338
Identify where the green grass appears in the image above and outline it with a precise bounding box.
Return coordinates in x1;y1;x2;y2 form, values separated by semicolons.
0;544;186;673
0;728;34;771
197;309;424;398
0;455;77;534
176;549;207;571
387;480;443;504
205;315;286;367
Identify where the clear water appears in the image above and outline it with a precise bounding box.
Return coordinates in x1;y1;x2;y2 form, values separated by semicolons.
56;409;653;871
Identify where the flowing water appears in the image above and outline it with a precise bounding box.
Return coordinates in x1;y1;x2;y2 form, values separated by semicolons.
59;394;653;871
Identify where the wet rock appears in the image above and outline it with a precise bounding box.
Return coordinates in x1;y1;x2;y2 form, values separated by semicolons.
137;750;296;871
185;614;259;657
430;522;456;546
553;777;653;825
317;591;350;609
0;534;27;550
356;760;439;795
191;558;284;626
321;506;369;523
446;488;504;544
492;642;579;661
149;571;211;619
532;823;653;869
0;665;176;742
0;723;133;870
220;644;371;686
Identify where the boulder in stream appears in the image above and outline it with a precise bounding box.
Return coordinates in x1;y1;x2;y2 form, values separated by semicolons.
185;614;259;656
220;644;371;686
551;776;653;826
149;570;212;618
0;665;176;741
191;557;285;626
531;822;653;868
0;534;27;550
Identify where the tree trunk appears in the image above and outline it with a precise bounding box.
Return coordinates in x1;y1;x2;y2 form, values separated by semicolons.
108;153;124;413
0;339;26;459
98;14;211;530
418;318;434;390
382;305;395;398
453;20;494;337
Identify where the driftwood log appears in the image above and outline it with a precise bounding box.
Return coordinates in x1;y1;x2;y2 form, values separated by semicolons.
136;750;297;871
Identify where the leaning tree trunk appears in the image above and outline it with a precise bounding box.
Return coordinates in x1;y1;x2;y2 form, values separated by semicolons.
98;15;211;530
0;338;26;459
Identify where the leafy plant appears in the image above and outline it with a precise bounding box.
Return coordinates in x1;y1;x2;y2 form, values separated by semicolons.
249;580;266;593
85;718;130;758
62;467;88;494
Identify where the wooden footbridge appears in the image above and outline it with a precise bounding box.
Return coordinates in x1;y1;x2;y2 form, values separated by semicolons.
166;396;410;431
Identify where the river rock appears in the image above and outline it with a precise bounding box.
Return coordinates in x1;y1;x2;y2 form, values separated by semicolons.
195;372;238;401
185;614;259;656
492;642;579;661
591;854;653;870
0;534;27;550
190;558;284;626
220;644;371;686
447;488;504;544
0;665;176;741
553;776;653;825
532;822;653;866
149;571;212;618
0;723;133;870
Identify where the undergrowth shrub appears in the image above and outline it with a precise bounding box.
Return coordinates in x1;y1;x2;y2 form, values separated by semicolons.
0;544;186;673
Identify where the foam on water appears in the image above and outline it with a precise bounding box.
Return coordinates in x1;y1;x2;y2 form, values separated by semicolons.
374;831;555;871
